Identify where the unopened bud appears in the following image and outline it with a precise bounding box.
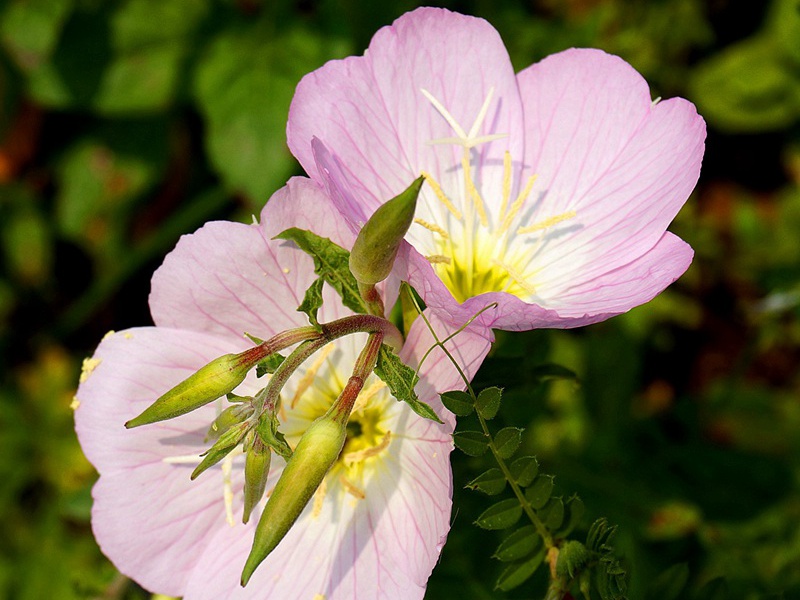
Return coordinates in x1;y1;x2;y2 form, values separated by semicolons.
349;176;423;286
125;348;261;429
242;435;271;524
205;403;253;442
241;413;346;586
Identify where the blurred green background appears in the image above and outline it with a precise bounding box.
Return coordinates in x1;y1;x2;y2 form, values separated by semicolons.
1;0;799;598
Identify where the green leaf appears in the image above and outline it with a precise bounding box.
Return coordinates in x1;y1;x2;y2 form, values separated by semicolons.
556;495;585;537
509;456;538;487
466;468;506;496
0;0;73;70
689;36;800;132
256;353;285;378
526;475;554;509
647;563;689;600
494;427;523;459
194;23;349;205
494;525;541;562
275;228;367;315
494;547;546;591
475;498;522;530
587;518;617;551
374;345;442;423
475;386;502;419
538;497;564;530
453;431;489;457
440;390;474;417
297;277;324;328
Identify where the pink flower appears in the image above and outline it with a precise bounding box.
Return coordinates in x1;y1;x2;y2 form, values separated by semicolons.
74;177;490;599
288;7;706;331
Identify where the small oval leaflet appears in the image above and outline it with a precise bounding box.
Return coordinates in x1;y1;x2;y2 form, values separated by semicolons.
494;427;523;459
493;525;542;562
467;468;506;496
494;546;546;591
453;430;490;456
441;390;474;417
525;474;554;509
475;498;523;530
509;455;538;487
476;386;502;419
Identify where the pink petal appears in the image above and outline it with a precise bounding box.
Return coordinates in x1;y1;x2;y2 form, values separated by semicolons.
149;219;314;341
516;48;705;287
288;7;523;219
74;327;254;594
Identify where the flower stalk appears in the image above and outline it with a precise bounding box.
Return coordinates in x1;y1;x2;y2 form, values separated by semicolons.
241;331;384;586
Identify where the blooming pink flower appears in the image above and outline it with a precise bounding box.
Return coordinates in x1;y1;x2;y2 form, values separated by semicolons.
288;7;706;331
74;177;490;599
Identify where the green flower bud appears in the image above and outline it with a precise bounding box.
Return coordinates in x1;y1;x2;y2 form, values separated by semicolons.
349;176;423;286
205;403;254;442
125;348;261;429
555;540;591;580
242;435;271;524
241;413;346;586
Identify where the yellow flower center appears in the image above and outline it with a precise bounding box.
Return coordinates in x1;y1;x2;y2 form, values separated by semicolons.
413;88;578;303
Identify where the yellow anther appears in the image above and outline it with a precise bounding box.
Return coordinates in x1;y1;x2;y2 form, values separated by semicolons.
338;475;366;500
461;154;489;228
426;255;452;265
79;357;102;383
343;431;392;465
102;330;115;341
500;174;538;234
70;397;80;410
312;476;328;518
313;595;326;600
500;151;512;220
291;344;335;408
421;172;462;220
413;217;450;239
517;210;577;235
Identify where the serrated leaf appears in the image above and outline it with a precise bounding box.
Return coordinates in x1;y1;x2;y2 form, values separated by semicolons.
256;353;285;378
475;498;522;530
466;468;506;495
526;474;554;509
509;456;538;487
275;227;367;315
297;277;324;328
556;495;585;537
440;390;474;417
539;497;564;530
494;547;546;591
374;345;442;423
453;431;489;456
475;386;502;419
494;427;522;459
647;563;689;600
494;525;541;562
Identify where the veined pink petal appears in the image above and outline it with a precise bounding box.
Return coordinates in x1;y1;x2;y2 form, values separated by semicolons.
288;7;524;219
74;327;256;595
149;220;314;341
516;48;705;293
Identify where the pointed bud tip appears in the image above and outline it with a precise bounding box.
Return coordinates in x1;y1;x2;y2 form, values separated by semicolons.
350;176;423;285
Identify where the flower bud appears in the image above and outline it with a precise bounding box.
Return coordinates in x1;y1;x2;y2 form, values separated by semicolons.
349;176;423;286
242;435;271;524
205;403;253;442
240;412;346;586
125;349;261;429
